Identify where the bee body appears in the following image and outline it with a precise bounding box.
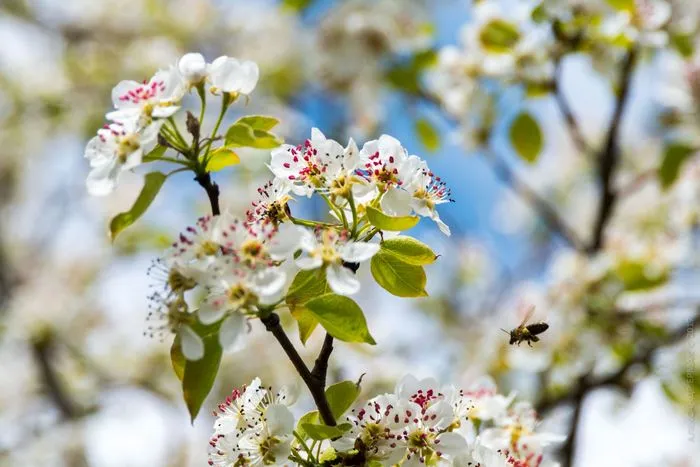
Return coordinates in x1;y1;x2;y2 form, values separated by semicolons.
503;307;549;347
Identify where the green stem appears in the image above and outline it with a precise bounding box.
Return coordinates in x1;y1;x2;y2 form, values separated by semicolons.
197;83;207;127
203;94;231;166
292;431;316;462
289;216;337;229
321;194;346;229
166;117;188;148
348;192;358;239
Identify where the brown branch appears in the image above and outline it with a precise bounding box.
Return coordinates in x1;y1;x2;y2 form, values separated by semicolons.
31;332;80;420
589;49;638;252
195;172;221;216
311;333;334;384
260;313;336;426
553;60;591;155
486;152;588;251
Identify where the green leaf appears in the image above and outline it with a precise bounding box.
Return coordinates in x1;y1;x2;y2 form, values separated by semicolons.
366;206;420;231
615;260;669;291
170;337;186;382
225;122;282;149
236;115;280;131
109;172;167;241
206;147;240;172
305;294;376;345
142;144;167;162
282;0;313;11
182;322;223;422
479;19;521;52
415;118;440;152
659;144;695;190
301;422;352;440
286;269;332;344
326;381;360;420
380;237;437;266
370;251;428;297
509;112;543;164
225;122;256;146
670;33;695;58
251;129;283;149
606;0;635;12
295;410;320;440
386;50;437;95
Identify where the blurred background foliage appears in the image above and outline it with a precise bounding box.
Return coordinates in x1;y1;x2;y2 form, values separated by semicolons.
0;0;699;465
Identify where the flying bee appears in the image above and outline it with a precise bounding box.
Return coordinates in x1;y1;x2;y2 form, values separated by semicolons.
501;305;549;347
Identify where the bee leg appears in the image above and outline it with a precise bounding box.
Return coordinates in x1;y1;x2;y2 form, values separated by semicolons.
528;341;532;347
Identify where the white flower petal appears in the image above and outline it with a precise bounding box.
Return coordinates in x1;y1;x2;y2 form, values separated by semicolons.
339;241;379;263
265;404;295;436
327;263;360;295
296;255;324;270
180;325;204;361
219;313;245;349
198;300;227;325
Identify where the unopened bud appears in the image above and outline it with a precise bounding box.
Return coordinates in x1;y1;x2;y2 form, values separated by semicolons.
186;111;200;141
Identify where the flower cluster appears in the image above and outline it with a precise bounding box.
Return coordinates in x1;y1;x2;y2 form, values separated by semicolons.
427;0;694;151
83;53;259;195
208;378;296;467
209;375;562;466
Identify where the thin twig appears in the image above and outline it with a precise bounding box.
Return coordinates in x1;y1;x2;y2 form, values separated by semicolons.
486;152;588;251
195;172;221;216
260;313;336;426
553;59;592;155
311;333;334;384
589;49;638;252
31;333;80;419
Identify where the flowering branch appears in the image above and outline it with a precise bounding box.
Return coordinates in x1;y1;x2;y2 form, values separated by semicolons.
485;150;588;251
553;58;592;155
589;48;638;252
31;332;81;420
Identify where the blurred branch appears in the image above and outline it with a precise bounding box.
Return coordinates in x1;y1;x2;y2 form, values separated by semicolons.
417;89;587;252
311;333;334;384
485;151;588;251
540;309;699;466
31;332;81;420
588;49;638;252
553;59;592;155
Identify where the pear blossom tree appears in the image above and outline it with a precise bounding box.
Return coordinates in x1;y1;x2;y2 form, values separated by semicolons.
1;0;699;465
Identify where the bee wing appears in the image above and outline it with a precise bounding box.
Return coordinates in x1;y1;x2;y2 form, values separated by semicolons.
518;304;536;328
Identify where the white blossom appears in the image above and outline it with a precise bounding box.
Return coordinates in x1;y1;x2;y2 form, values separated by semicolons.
209;56;260;95
84;119;162;195
296;228;379;295
107;66;183;125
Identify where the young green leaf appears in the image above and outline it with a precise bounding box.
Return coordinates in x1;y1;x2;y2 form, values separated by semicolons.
109;171;167;241
206;147;241;172
295;410;320;440
509;112;543;164
170;337;186;382
366;206;420;231
479;19;521;52
142;144;167;162
415;118;440;152
225;122;257;146
370;251;428;297
325;380;360;420
236;115;280;131
380;237;437;265
250;129;283;149
606;0;635;12
182;323;223;422
286;269;331;344
304;294;376;345
659;144;695;190
301;422;351;441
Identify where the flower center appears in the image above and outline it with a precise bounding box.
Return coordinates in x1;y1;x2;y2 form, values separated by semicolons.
198;240;220;258
227;284;257;308
241;239;265;264
116;133;140;163
168;268;197;292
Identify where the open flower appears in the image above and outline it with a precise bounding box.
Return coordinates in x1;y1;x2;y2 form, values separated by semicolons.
145;256;204;360
381;159;454;236
209;56;260;96
209;379;295;467
269;128;362;198
107;66;183;125
246;179;294;225
295;228;379;295
357;134;411;192
84;119;162;195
